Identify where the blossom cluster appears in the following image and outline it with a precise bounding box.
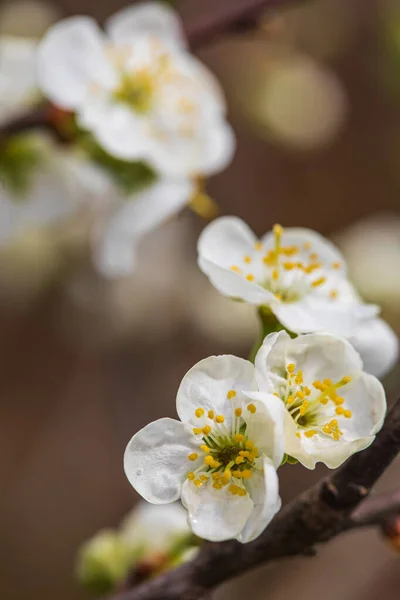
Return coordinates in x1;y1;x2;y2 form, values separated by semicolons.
124;221;396;543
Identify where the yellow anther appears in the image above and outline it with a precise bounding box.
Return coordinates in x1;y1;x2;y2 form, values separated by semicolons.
287;363;296;374
208;410;215;419
323;378;332;386
228;484;238;495
188;453;198;461
304;263;321;274
231;470;241;477
200;475;208;482
187;471;195;480
330;419;338;427
200;445;210;453
330;290;338;300
312;277;327;288
230;265;241;274
282;246;298;256
241;469;252;479
237;488;247;496
193;427;202;435
272;268;279;280
247;403;257;414
334;396;344;406
303;242;312;250
220;475;230;486
235;456;245;465
215;415;225;424
273;224;284;237
235;408;242;417
343;409;352;419
296;432;301;438
299;400;309;416
332;261;341;269
310;252;319;261
320;397;329;405
296;390;305;400
234;433;244;443
287;395;294;405
274;294;281;300
273;392;280;397
204;455;215;466
283;262;295;270
304;386;311;396
245;440;254;450
227;390;236;400
304;429;318;438
263;250;276;266
323;424;332;434
213;482;223;490
246;274;255;282
202;425;211;435
254;241;263;251
195;408;205;418
244;255;252;264
239;450;250;458
194;479;202;487
295;371;303;385
341;376;352;384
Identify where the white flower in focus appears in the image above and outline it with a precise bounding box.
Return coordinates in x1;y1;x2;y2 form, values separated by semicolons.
120;501;191;555
0;35;38;123
198;216;378;337
37;2;235;178
124;355;284;543
93;176;194;277
255;331;386;469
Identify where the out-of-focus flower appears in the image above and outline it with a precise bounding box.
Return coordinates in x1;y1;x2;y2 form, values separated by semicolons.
255;331;386;469
0;35;38;123
76;502;197;594
125;355;284;543
37;2;235;178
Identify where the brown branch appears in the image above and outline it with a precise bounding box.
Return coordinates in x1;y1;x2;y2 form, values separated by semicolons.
107;395;400;600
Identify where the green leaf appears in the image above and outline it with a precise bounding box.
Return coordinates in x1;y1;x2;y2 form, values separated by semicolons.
0;134;44;198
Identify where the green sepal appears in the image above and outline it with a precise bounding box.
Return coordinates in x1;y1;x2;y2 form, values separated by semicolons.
0;134;45;197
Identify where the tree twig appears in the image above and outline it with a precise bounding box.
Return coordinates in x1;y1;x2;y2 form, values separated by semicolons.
107;395;400;600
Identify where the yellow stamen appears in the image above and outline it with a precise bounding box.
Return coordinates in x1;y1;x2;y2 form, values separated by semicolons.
245;440;254;450
295;370;303;385
231;265;241;274
187;472;195;480
341;376;352;384
332;262;341;269
202;425;211;435
303;242;312;250
343;409;352;419
215;415;225;424
246;274;255;282
193;427;202;435
207;410;215;419
330;290;339;300
247;403;257;414
287;363;296;374
195;408;205;418
304;429;318;438
235;408;242;417
234;433;244;443
312;277;327;288
188;453;198;461
244;255;252;264
272;268;279;281
227;390;236;400
200;445;210;453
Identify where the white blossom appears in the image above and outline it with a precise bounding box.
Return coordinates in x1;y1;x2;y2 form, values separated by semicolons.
37;2;235;179
197;216;398;377
124;355;284;543
255;331;386;469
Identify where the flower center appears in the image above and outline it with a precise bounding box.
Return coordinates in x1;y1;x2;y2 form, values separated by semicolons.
277;363;353;441
230;224;341;303
186;392;259;497
114;70;155;114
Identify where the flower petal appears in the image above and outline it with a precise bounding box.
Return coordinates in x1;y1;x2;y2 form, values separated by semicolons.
95;178;193;278
176;355;256;427
339;372;386;438
349;318;399;378
105;2;187;49
242;392;286;468
238;458;281;543
37;17;116;109
198;216;258;267
255;330;291;391
272;297;378;336
181;479;253;542
124;418;199;504
262;227;346;274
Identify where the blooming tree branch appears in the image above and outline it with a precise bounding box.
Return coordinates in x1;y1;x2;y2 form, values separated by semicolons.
0;0;299;145
110;394;400;600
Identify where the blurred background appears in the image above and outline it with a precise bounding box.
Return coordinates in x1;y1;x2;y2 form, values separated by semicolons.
0;0;400;599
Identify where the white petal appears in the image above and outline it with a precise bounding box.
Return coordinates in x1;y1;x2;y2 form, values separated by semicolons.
339;372;386;438
124;418;199;504
95;178;193;278
176;355;256;427
105;2;187;49
198;122;236;176
0;36;38;120
120;501;190;552
181;479;253;542
255;330;291;391
349;318;399;378
262;227;346;273
238;458;281;543
242;392;286;468
37;17;116;109
198;216;258;266
273;297;378;336
284;409;375;469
